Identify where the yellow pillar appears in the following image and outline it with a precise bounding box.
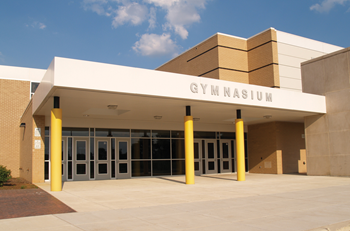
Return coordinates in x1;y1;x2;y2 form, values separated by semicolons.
184;115;195;184
236;118;245;181
51;108;62;191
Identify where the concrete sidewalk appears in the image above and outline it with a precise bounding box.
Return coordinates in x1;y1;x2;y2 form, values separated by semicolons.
1;173;350;231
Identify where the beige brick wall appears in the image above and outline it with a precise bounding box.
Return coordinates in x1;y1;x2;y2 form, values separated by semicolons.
248;121;305;174
157;29;280;88
19;101;45;183
0;79;30;177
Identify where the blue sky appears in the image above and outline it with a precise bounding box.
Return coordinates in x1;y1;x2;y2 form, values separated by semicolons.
0;0;349;70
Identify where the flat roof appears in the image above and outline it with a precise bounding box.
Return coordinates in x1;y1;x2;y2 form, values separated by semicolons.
32;57;326;125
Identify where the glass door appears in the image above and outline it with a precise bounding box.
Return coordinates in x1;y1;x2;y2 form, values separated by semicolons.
220;140;232;173
73;138;89;181
205;140;217;174
194;140;201;176
116;140;130;179
62;138;67;181
95;138;110;180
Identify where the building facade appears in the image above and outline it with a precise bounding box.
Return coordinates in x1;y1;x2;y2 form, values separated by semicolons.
0;28;347;187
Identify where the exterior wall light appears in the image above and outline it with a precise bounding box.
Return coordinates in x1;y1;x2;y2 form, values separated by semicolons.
20;123;26;127
154;116;162;120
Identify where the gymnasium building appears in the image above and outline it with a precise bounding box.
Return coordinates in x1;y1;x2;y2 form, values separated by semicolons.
0;28;349;191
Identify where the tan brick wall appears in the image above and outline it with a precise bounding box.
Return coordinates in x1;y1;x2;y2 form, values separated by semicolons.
157;29;280;88
32;115;45;183
248;121;305;174
0;79;30;177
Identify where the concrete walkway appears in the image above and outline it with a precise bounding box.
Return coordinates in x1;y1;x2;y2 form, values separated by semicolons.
1;173;350;231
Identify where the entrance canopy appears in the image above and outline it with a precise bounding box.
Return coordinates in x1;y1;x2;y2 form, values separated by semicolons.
32;57;326;125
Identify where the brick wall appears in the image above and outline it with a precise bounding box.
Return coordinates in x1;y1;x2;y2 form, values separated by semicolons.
0;79;30;177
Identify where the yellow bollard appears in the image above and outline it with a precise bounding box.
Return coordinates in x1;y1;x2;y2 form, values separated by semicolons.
51;108;62;191
236;118;245;181
184;116;195;184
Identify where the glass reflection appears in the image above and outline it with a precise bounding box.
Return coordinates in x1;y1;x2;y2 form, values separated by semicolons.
132;161;151;176
172;160;185;175
76;141;86;160
131;138;150;159
119;142;128;160
152;139;170;159
172;139;184;159
98;141;108;160
153;160;171;176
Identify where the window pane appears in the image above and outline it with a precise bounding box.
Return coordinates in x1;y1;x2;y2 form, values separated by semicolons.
152;130;170;138
45;137;50;160
172;160;185;175
111;161;115;178
90;138;94;160
76;164;86;174
98;163;108;174
119;163;127;173
208;162;215;170
68;138;72;160
119;142;128;160
131;130;150;137
222;143;229;158
98;141;108;160
45;162;49;180
31;82;39;93
95;128;130;137
194;131;216;139
62;127;89;136
131;138;151;159
45;127;49;136
68;162;72;179
219;132;235;139
90;161;94;178
90;128;94;137
152;139;170;159
132;161;151;176
195;162;199;171
171;131;184;138
208;143;214;159
153;160;171;176
76;141;86;160
111;139;115;160
223;161;229;170
172;139;184;159
194;143;199;159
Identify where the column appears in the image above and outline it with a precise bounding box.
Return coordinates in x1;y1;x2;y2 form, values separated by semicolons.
51;96;62;191
236;109;245;181
184;106;195;184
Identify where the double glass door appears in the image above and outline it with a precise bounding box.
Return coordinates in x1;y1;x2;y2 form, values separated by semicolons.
95;138;130;180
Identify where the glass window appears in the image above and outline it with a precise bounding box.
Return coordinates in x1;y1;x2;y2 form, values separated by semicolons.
119;163;127;173
194;143;199;159
95;128;130;137
219;132;235;139
172;160;185;175
111;139;115;160
131;138;151;159
68;138;72;160
76;164;86;174
172;139;184;159
45;137;49;160
90;128;94;136
119;142;128;160
153;160;171;176
76;141;86;160
223;161;229;170
31;82;39;93
62;127;89;136
194;131;216;139
111;161;115;178
222;143;229;158
98;163;108;174
68;162;72;179
90;161;94;178
195;162;199;171
208;143;215;158
171;131;184;138
131;129;150;137
45;127;49;136
152;139;170;159
208;161;215;170
44;162;49;180
152;130;170;138
132;161;151;176
90;138;94;160
98;141;108;160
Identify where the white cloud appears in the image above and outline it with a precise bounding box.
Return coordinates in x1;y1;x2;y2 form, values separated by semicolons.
148;7;156;29
310;0;350;13
145;0;206;39
26;21;46;29
112;2;148;27
133;33;178;56
83;0;110;15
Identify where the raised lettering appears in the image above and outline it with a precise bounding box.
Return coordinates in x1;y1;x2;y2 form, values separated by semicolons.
242;89;248;99
211;85;219;96
201;84;208;94
224;87;231;97
233;88;240;98
266;93;272;102
190;83;198;93
257;91;262;101
251;90;254;100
